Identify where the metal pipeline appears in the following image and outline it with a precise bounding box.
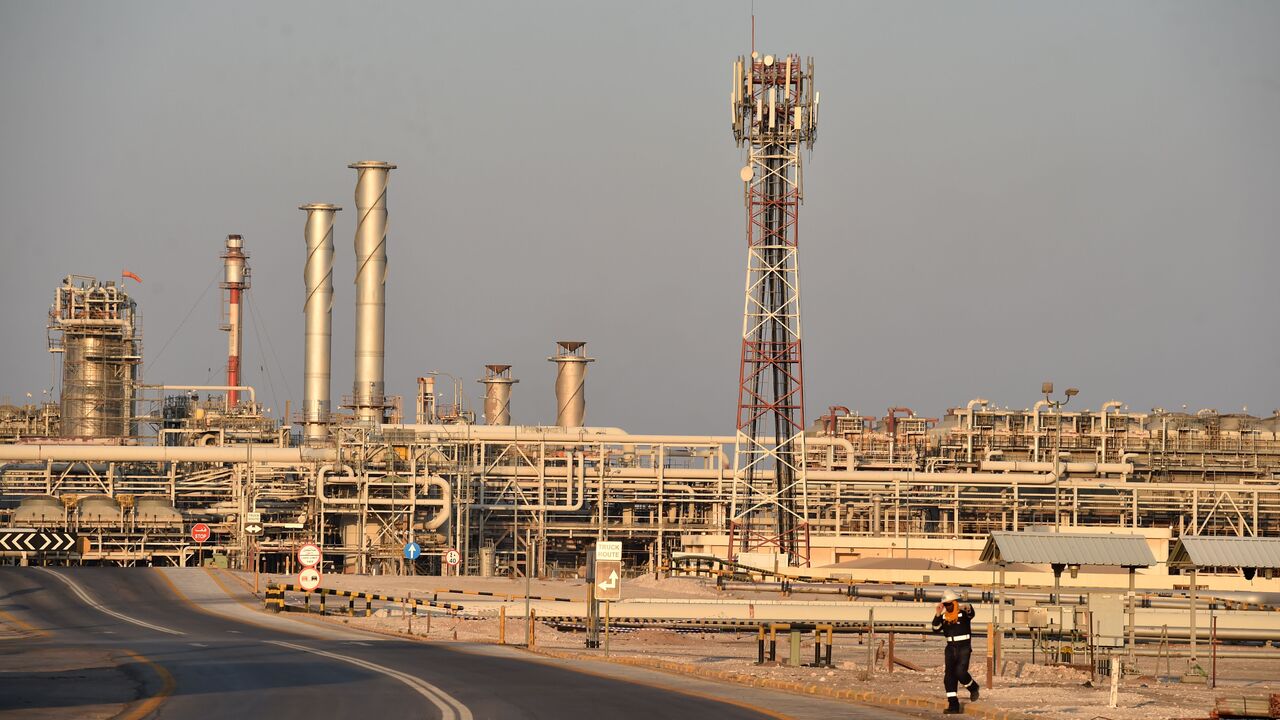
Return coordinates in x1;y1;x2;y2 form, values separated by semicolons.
349;161;396;423
300;203;340;443
317;464;451;530
0;444;335;464
142;385;256;409
980;460;1134;475
473;452;586;511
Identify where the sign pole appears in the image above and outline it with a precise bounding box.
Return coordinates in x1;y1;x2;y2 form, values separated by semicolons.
604;599;611;657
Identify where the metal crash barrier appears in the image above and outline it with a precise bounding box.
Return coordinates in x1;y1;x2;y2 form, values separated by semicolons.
264;583;465;616
755;623;834;667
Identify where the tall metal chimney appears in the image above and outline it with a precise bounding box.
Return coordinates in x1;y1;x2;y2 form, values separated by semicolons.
220;235;250;406
549;341;593;428
300;203;341;444
348;161;396;424
478;364;518;426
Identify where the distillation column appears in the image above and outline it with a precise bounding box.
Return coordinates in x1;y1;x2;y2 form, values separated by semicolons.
49;276;141;438
549;342;593;428
300;203;341;443
478;364;519;426
220;235;250;406
349;161;396;424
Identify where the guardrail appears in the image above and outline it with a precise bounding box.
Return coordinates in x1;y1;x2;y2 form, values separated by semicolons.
264;584;465;616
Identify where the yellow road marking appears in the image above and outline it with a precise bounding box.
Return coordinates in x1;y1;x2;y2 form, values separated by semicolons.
0;606;49;638
115;649;176;720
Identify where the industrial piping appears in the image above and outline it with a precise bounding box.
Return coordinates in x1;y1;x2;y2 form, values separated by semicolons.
300;203;341;443
349;161;396;423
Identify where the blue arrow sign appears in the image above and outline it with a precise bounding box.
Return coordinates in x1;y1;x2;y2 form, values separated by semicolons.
403;541;421;560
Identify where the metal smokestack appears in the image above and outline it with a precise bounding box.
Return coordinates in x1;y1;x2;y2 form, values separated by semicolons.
478;364;518;426
549;341;593;428
300;203;341;444
220;235;250;406
348;161;396;424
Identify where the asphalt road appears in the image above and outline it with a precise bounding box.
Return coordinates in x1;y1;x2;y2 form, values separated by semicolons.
0;567;793;719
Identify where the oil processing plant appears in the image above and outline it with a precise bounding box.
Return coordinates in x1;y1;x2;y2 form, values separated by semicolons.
1;50;1277;598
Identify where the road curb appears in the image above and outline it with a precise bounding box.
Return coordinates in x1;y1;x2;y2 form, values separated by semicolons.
525;647;1050;720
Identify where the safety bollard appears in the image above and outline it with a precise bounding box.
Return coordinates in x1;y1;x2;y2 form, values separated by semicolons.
528;608;537;648
320;593;326;615
365;595;372;617
499;605;506;645
757;626;766;665
348;596;355;617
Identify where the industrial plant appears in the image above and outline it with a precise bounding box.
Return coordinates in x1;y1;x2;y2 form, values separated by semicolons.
0;49;1276;604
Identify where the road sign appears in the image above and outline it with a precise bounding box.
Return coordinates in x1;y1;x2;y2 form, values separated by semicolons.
245;523;263;535
596;541;622;562
245;512;261;524
191;523;211;543
444;548;460;567
298;567;321;592
404;542;421;560
595;559;621;601
297;543;322;568
0;530;82;553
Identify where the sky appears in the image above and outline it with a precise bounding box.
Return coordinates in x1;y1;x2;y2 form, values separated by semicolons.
1;1;1277;434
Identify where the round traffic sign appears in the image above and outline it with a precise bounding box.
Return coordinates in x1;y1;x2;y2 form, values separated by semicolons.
191;523;211;543
444;548;460;567
298;567;321;592
403;542;421;560
297;543;322;568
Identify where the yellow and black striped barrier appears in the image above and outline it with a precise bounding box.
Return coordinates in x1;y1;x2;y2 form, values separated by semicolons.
264;584;465;616
414;587;575;603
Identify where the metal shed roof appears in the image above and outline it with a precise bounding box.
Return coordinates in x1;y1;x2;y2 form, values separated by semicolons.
979;531;1156;567
1167;536;1280;570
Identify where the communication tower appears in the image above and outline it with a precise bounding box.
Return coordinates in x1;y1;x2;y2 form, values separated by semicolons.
728;50;820;564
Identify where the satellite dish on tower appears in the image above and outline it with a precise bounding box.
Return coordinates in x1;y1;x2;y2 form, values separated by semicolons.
763;54;775;66
740;166;753;182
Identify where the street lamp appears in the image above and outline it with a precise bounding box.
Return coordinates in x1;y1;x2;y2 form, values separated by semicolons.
428;369;464;420
1041;382;1079;531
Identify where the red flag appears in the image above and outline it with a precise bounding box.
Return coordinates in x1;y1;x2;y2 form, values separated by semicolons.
122;270;142;283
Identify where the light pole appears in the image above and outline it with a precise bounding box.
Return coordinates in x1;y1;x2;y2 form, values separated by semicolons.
428;370;465;420
1041;382;1079;531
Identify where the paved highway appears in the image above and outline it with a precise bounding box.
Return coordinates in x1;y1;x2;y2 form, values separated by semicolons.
0;567;925;719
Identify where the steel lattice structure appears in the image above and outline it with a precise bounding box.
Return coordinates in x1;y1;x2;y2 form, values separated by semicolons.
728;51;819;563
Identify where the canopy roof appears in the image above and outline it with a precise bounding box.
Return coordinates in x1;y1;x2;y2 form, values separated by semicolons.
1168;536;1280;570
979;531;1155;568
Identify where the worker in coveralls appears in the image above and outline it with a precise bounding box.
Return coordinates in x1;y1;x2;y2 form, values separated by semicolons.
932;589;979;714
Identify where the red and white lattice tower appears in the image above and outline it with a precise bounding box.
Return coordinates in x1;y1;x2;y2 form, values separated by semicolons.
728;50;819;564
220;234;250;406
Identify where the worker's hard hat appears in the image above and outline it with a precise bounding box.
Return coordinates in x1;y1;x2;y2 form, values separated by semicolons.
941;589;959;603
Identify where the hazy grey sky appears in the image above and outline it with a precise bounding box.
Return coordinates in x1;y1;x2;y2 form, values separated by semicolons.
1;1;1277;433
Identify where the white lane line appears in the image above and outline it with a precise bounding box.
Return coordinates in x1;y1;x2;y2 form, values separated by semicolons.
226;629;242;634
189;643;209;647
346;641;371;647
36;568;184;636
266;640;472;720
